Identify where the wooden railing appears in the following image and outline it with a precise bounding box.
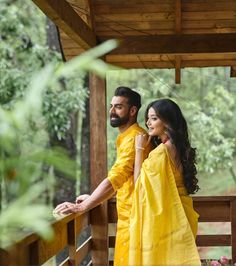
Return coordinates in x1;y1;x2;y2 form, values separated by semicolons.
108;196;236;265
0;211;92;266
1;196;236;266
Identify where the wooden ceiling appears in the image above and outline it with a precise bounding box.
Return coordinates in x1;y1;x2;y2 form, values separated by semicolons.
33;0;236;82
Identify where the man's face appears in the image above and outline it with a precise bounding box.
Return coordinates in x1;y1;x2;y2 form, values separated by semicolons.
109;96;131;127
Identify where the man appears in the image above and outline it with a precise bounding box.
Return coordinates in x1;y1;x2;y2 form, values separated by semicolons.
54;86;151;265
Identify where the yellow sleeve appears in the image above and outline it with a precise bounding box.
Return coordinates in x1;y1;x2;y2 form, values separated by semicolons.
107;137;135;191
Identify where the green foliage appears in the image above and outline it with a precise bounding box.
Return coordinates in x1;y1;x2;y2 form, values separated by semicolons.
0;0;87;140
43;75;88;140
0;185;53;246
106;68;236;175
0;39;118;247
189;86;235;173
0;65;56;246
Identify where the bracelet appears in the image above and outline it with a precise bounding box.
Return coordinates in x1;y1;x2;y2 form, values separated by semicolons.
136;146;145;150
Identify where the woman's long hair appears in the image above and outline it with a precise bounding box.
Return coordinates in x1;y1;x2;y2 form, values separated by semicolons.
145;99;199;194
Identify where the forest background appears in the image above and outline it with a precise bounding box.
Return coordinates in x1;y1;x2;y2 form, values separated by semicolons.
0;0;235;260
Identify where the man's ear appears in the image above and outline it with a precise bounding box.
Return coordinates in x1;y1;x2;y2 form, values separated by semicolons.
130;106;138;117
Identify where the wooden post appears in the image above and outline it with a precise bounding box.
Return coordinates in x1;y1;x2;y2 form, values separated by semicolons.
231;199;236;263
68;220;78;266
175;0;182;84
230;66;236;77
89;73;108;265
175;56;181;84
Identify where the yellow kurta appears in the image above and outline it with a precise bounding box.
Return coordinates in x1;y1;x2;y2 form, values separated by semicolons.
108;123;151;266
129;144;201;266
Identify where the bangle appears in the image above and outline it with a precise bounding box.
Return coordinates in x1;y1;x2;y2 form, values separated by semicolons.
136;146;145;150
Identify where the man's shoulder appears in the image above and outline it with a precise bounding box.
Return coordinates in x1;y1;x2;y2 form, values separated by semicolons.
118;124;145;149
127;123;147;136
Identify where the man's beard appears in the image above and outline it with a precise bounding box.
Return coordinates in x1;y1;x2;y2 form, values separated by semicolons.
110;114;129;127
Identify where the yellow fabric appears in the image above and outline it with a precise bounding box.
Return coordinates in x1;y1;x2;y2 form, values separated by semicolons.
107;123;152;266
129;144;201;266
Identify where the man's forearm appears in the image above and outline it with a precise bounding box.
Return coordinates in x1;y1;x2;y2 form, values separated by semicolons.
82;178;115;211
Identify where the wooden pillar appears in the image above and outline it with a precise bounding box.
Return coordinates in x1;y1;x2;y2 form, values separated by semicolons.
175;56;181;84
175;0;182;84
68;220;78;266
89;73;108;265
231;199;236;263
230;66;236;77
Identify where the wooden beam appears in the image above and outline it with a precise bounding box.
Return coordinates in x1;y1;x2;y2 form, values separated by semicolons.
32;0;96;49
106;33;236;55
68;0;94;27
196;235;231;247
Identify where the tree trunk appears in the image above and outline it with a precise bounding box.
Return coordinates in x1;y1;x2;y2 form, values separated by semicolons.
46;17;76;205
80;74;90;194
229;166;236;184
46;17;65;58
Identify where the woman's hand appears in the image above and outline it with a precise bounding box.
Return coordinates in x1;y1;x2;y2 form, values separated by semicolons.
134;134;151;184
135;134;151;150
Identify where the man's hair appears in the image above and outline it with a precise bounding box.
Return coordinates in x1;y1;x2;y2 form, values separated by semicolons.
114;86;141;111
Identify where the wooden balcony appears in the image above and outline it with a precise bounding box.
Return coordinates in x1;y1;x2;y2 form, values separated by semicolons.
1;196;236;266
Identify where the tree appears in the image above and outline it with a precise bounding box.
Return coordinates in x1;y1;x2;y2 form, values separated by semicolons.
0;0;88;207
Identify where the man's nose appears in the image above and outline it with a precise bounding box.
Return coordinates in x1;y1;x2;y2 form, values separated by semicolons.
109;106;115;114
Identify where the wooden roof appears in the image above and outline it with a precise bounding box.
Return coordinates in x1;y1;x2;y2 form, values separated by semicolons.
33;0;236;82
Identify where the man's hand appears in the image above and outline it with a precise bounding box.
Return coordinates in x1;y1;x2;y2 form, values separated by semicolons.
75;194;90;204
53;179;114;215
53;201;87;215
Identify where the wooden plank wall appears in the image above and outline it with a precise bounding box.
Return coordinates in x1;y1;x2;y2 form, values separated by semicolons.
92;0;236;37
91;0;236;69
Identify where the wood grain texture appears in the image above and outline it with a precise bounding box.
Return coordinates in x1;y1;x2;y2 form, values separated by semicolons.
89;74;108;265
32;0;96;49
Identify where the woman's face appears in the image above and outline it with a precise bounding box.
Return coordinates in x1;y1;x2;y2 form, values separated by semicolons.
146;107;166;137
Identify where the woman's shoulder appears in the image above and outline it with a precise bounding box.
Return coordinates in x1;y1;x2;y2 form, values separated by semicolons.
142;144;168;172
148;143;167;158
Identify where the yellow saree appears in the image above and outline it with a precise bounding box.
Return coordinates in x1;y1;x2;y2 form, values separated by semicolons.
129;144;201;266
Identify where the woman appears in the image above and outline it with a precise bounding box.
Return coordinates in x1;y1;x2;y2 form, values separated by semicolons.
129;99;201;265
